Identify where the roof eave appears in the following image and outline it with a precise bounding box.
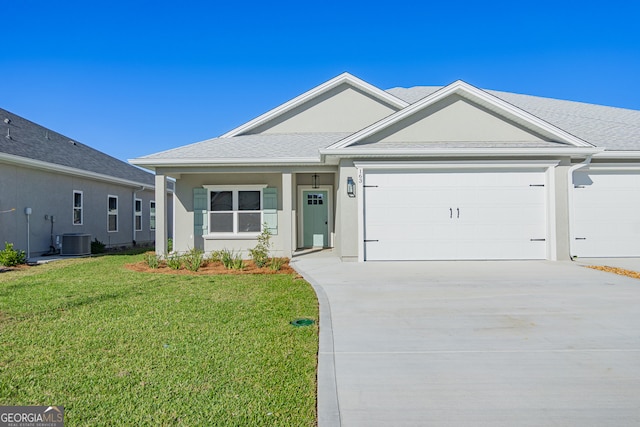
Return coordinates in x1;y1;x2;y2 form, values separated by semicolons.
129;157;327;168
1;152;157;189
320;147;603;157
593;150;640;159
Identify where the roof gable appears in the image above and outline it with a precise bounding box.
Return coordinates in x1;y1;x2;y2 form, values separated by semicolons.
388;86;640;151
222;72;408;137
361;94;550;145
329;80;594;149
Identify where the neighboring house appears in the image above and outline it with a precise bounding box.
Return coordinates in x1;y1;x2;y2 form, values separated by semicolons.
0;107;173;257
131;73;640;261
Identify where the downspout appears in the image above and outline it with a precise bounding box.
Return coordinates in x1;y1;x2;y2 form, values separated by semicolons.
567;155;592;260
132;187;147;245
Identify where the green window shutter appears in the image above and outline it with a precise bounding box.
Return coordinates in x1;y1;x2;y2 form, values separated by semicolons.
263;188;278;235
193;188;208;236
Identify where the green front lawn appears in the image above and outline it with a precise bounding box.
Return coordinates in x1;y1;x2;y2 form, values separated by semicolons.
0;254;318;426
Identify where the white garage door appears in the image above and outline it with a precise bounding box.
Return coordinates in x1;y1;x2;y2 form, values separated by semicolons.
363;170;547;260
572;171;640;257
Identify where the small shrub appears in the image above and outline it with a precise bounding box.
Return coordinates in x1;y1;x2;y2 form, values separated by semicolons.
91;238;106;254
144;253;160;269
183;248;204;272
208;250;223;263
220;249;244;270
166;253;182;270
219;249;234;269
0;242;26;267
231;257;246;270
167;238;173;253
249;226;272;268
269;257;286;271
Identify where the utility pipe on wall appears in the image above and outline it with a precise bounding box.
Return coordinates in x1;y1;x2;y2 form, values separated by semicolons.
24;207;32;260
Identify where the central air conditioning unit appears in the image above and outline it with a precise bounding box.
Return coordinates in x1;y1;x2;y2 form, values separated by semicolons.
61;233;91;256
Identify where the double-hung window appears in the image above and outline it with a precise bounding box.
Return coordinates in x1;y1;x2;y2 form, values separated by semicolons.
205;186;265;235
108;195;118;232
73;191;83;225
134;198;142;231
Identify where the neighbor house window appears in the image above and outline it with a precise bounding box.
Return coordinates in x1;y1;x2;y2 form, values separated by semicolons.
134;198;142;231
73;190;83;225
150;201;156;230
205;186;265;235
108;195;118;232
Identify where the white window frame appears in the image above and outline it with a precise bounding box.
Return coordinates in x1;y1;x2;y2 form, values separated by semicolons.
73;190;83;225
134;198;142;231
150;200;156;231
203;185;267;236
107;195;118;232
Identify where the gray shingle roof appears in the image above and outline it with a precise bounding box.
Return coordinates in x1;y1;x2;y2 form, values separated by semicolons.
386;87;640;150
0;107;155;186
134;81;640;166
137;132;352;162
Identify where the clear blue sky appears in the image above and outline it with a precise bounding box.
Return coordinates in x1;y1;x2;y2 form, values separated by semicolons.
3;0;639;162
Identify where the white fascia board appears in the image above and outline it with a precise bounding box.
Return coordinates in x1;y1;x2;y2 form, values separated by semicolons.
220;72;409;138
354;160;562;169
592;151;640;159
321;147;602;157
581;163;640;171
327;80;594;150
130;157;325;167
0;152;155;189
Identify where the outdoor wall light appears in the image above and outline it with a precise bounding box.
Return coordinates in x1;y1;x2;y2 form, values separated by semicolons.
347;177;356;198
311;174;320;189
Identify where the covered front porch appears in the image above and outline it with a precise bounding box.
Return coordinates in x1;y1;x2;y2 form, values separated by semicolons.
152;168;346;258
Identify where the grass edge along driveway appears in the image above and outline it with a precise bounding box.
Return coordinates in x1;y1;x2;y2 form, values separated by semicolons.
0;254;318;426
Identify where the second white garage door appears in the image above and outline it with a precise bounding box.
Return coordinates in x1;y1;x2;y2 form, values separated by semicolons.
363;170;547;260
572;171;640;257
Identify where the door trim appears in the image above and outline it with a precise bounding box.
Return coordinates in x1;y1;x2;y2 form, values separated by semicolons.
297;185;334;249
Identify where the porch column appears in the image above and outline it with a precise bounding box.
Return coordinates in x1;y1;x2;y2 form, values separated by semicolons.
282;172;293;257
155;173;168;256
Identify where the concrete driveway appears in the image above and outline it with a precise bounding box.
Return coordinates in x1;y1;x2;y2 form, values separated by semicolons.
291;255;640;427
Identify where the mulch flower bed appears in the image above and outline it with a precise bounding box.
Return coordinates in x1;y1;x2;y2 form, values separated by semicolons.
586;265;640;280
125;259;297;275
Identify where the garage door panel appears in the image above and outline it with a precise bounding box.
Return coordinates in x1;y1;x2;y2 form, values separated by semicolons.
366;171;454;187
366;206;451;225
457;185;543;206
364;170;547;261
575;189;639;205
365;239;458;261
365;189;455;208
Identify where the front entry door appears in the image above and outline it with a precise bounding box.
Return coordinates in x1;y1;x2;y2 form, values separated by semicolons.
302;190;329;247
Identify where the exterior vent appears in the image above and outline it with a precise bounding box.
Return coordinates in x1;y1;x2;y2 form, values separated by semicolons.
61;233;91;256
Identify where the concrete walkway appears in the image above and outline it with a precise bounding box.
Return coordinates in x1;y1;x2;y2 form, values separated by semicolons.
291;256;640;427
